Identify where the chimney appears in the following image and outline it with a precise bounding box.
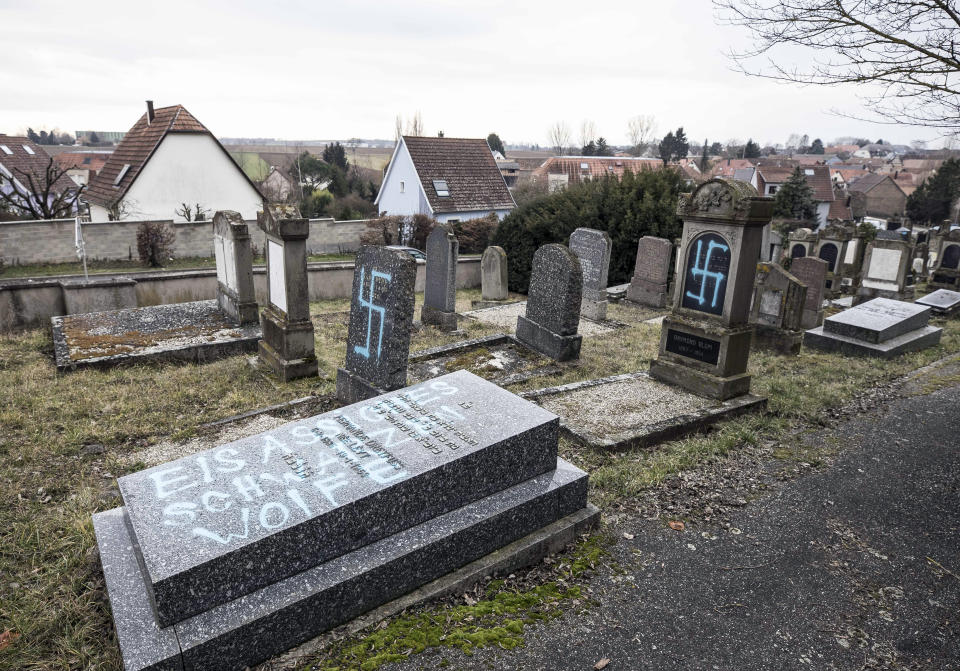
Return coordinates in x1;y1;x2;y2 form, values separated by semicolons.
146;100;155;125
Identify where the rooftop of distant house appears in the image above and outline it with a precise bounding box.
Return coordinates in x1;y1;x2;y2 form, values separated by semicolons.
0;134;78;193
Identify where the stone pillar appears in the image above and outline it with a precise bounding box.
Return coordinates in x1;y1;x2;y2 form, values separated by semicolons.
569;227;612;321
336;245;417;404
515;244;583;361
649;178;771;400
421;224;459;331
257;206;318;381
791;256;828;329
625;236;672;308
213;210;258;325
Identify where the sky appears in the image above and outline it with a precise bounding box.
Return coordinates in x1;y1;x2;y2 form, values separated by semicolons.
0;0;948;149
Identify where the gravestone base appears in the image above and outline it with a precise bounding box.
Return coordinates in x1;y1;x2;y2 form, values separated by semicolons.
516;315;582;362
335;366;387;404
854;284;916;306
259;306;318;381
625;278;668;308
800;307;824;330
470;298;518;310
259;340;318;381
580;299;608;322
804;324;942;358
217;287;259;326
650;358;752;401
752;326;804;356
420;304;458;331
59;277;137;315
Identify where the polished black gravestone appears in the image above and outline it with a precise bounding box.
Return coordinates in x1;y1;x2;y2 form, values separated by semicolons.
421;224;459;331
336;245;417;403
515;244;583;361
95;370;592;671
805;297;942;358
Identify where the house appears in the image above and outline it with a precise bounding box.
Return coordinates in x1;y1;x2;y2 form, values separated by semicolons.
259;166;295;203
54;151;112;186
495;159;521;188
0;134;80;216
758;165;835;227
709;158;755;178
85;101;264;222
732;167;758;189
827;194;854;223
376;136;516;223
532;156;688;191
847;173;907;220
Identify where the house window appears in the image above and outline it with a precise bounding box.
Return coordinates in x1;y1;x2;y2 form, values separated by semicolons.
400;180;405;193
22;145;35;155
804;169;815;176
580;163;589;170
0;145;11;155
0;164;11;178
433;179;450;197
448;219;460;224
768;185;778;194
114;164;131;185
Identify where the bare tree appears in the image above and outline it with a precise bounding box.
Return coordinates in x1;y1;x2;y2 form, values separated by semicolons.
578;119;597;150
406;111;424;137
394;114;404;141
548;121;572;156
0;156;83;219
626;115;657;155
715;0;960;134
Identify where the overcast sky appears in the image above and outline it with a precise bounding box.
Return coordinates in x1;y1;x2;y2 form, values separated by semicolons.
0;0;947;148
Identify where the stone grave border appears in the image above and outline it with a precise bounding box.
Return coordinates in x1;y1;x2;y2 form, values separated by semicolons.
521;371;767;450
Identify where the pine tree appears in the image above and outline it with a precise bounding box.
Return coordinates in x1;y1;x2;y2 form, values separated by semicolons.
773;166;818;224
581;140;597;156
487;133;505;155
810;138;825;154
658;131;676;164
743;138;761;158
595;137;612;156
322;142;348;171
907;158;960;224
700;139;710;173
673;127;689;159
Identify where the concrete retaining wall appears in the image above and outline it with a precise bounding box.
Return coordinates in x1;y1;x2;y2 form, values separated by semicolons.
0;256;481;330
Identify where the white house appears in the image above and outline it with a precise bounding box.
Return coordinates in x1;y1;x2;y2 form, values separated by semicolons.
85;101;263;222
375;136;515;224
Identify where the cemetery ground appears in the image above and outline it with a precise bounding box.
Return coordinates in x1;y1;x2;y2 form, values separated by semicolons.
1;289;959;670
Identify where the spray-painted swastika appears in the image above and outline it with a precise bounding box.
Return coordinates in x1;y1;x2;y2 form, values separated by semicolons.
682;233;730;316
353;267;392;360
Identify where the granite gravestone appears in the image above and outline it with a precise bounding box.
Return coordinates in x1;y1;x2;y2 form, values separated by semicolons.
569;227;613;321
649;178;772;400
930;230;960;291
93;370;594;671
748;262;807;355
626;236;673;307
337;245;417;404
257;206;318;381
213;210;258;325
916;288;960;316
421;224;459;331
855;238;914;304
790;256;828;329
805;297;942;358
516;244;583;361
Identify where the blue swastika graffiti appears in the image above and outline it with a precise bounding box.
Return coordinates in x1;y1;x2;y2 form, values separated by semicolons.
353;267;392;360
682;233;730;316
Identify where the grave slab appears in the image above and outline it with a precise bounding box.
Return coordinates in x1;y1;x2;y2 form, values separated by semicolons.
407;333;557;386
523;372;766;450
916;289;960;316
95;458;592;671
51;300;261;373
821;297;931;343
803;323;942;358
117;370;559;626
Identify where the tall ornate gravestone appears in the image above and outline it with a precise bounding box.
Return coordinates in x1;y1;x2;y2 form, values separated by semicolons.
787;228;817;260
814;224;852;298
569;227;613;321
421;224;459;331
337;245;417;403
213;210;258;325
516;244;583;361
257;206;317;381
749;262;807;355
930;229;960;291
855;237;915;304
626;236;673;307
791;256;828;329
649;178;772;400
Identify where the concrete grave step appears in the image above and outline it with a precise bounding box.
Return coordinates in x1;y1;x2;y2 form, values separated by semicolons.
116;370;559;626
804;324;942;358
822;297;931;343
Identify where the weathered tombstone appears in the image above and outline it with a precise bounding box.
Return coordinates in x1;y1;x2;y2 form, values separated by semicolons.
814;224;852;298
626;236;673;307
516;243;583;361
569;227;613;321
930;229;960;291
916;288;960;317
649;178;772;400
768;228;784;263
787;227;817;260
337;245;417;404
855;237;915;304
471;245;510;309
841;231;866;290
92;369;594;671
257;205;317;381
213;210;258;325
790;256;828;329
420;224;459;331
914;242;930;279
749;262;807;355
805;297;942;357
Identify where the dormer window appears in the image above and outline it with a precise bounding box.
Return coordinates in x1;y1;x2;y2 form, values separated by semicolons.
433;179;450;197
22;145;35;155
114;164;131;185
0;145;11;155
580;162;589;170
804;169;815;176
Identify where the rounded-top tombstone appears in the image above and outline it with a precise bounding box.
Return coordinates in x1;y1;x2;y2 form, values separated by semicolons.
421;224;459;331
481;245;508;301
515;243;583;361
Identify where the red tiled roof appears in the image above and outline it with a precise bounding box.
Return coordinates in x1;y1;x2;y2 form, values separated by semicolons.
0;134;78;194
54;151;111;176
833;168;869;183
402;136;515;214
760;165;834;202
534;156;666;181
827;196;853;221
847;172;890;193
709;158;754;177
756;167;795;184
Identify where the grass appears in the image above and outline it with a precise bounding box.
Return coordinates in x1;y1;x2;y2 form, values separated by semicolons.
1;287;959;671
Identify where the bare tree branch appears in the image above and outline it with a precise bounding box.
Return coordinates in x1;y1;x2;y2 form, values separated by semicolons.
0;156;83;219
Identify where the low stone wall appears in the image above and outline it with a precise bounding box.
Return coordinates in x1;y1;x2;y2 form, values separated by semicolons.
0;217;381;265
0;256;481;330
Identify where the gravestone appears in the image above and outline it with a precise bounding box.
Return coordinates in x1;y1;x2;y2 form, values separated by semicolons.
213;210;258;325
930;229;960;291
421;224;459;331
626;236;673;307
93;369;594;671
914;242;930;279
748;262;807;355
337;245;417;404
814;224;852;298
916;288;960;317
805;297;942;358
841;232;866;290
516;243;583;361
569;227;613;321
855;237;915;304
471;245;510;309
650;178;772;400
787;228;817;260
790;256;828;329
257;205;317;381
